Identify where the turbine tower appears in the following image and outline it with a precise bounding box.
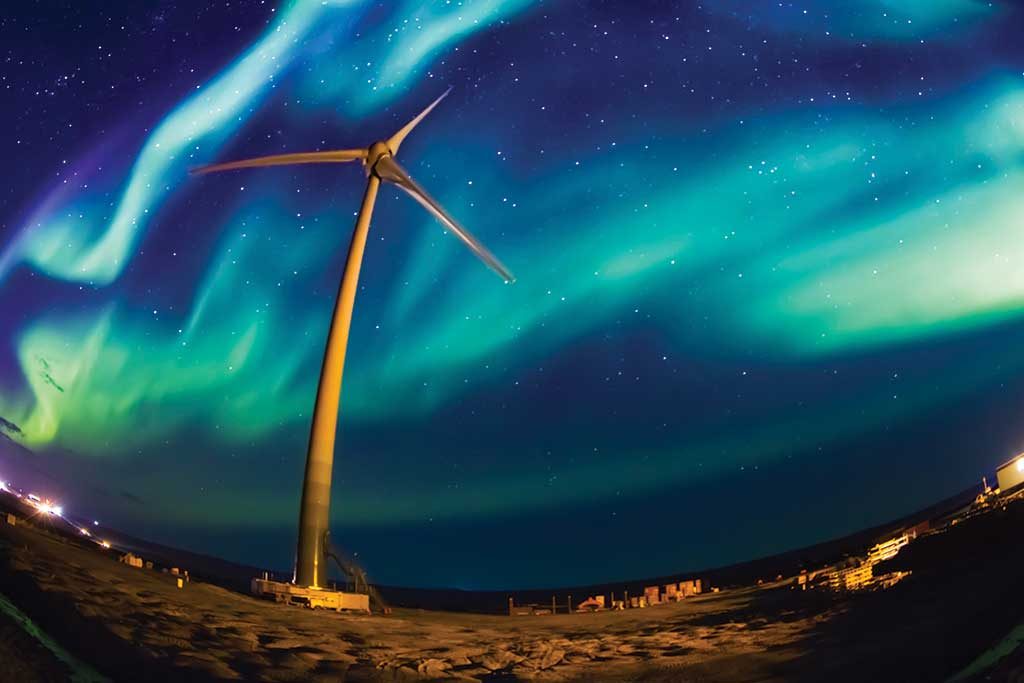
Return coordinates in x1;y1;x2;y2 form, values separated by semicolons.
193;88;513;590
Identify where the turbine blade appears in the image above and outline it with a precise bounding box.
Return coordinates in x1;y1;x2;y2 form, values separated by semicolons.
386;87;452;155
190;149;366;175
375;156;514;283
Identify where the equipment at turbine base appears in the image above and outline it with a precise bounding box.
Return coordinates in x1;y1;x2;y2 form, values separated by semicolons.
251;577;370;613
326;541;389;612
192;87;514;593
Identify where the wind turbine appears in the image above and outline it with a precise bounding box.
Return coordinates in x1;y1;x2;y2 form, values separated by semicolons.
193;88;513;590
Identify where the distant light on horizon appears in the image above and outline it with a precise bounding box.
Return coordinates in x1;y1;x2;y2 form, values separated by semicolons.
36;500;60;515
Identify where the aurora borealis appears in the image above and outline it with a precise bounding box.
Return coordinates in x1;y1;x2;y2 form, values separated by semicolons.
3;0;1024;588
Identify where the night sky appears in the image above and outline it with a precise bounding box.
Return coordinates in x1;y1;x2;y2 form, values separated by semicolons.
2;1;1024;589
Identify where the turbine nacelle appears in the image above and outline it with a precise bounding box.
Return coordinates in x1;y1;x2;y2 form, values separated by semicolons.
364;141;393;175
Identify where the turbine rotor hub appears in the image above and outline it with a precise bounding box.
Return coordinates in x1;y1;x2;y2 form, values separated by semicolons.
365;141;393;176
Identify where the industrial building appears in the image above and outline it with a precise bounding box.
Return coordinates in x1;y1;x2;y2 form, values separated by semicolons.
996;453;1024;494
